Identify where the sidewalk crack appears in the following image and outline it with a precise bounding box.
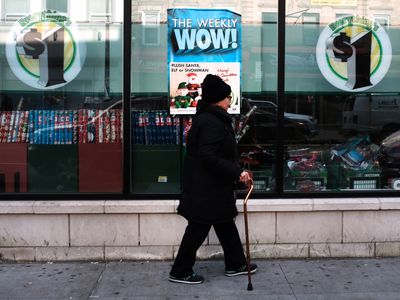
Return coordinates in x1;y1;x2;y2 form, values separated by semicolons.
87;262;108;299
279;263;298;300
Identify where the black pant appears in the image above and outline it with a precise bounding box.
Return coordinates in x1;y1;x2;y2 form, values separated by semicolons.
170;220;247;277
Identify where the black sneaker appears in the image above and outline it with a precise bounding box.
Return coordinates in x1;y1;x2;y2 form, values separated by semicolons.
168;273;204;284
225;263;258;277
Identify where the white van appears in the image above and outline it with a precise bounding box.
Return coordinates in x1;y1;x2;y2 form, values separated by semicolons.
342;94;400;139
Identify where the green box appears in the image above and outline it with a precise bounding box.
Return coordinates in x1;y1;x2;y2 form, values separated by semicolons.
28;145;78;193
252;168;273;191
285;166;328;191
340;165;382;189
132;145;181;194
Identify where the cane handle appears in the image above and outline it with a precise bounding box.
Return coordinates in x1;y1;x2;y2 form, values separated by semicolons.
244;178;254;206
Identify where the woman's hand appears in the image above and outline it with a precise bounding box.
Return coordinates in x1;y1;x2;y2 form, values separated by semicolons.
239;171;251;183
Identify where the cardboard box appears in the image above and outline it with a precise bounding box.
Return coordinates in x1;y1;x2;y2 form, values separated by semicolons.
78;143;122;192
0;143;27;192
28;145;78;192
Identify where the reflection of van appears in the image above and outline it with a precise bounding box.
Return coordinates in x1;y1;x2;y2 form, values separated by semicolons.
342;94;400;139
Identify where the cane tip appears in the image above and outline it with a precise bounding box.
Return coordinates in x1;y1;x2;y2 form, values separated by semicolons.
247;283;253;291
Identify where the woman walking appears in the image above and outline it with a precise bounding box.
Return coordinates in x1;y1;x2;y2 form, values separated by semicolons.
169;74;257;284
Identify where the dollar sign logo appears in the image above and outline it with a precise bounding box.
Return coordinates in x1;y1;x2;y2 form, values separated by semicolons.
17;28;45;59
327;31;372;90
327;32;352;62
16;26;66;87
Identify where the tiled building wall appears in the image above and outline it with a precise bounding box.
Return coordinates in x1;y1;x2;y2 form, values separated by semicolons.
1;199;400;261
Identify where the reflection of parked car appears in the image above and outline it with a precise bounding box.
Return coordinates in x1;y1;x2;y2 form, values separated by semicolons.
238;98;318;144
377;130;400;188
342;94;400;140
246;99;318;136
379;130;400;169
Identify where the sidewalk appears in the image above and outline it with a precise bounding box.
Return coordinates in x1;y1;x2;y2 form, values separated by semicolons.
1;258;400;299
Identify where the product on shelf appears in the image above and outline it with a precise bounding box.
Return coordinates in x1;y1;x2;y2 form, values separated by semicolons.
330;135;379;170
182;117;192;146
340;163;382;189
131;110;185;145
0;109;123;144
329;136;381;190
0;111;29;143
285;147;328;191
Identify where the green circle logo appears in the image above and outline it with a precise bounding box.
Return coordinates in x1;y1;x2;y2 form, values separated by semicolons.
6;10;86;89
316;16;391;92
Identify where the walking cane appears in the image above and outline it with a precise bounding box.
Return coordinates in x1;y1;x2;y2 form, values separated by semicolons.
243;178;254;291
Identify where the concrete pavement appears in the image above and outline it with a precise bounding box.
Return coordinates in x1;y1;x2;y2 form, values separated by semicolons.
1;258;400;299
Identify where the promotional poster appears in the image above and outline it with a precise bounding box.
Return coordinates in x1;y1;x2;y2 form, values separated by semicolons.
167;9;242;115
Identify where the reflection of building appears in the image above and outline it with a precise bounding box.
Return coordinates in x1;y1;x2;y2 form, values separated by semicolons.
0;0;123;23
286;0;397;26
131;0;399;25
1;0;398;25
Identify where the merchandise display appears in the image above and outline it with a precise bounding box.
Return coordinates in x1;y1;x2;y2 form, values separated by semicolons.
0;111;29;143
0;109;123;193
0;109;123;144
330;136;382;190
131;110;185;194
284;135;398;191
331;136;379;171
238;148;275;191
132;110;181;145
182;117;192;146
340;164;382;190
285;148;327;192
2;108;400;193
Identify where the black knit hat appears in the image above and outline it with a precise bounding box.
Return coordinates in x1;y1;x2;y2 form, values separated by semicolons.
201;74;231;104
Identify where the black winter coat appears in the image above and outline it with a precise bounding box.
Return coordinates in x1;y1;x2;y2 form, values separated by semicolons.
177;104;243;224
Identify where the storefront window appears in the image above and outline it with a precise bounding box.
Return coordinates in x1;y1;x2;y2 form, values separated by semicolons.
3;0;398;198
0;0;123;193
284;0;399;193
130;1;278;194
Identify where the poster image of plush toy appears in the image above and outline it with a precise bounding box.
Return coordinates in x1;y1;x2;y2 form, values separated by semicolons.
186;73;201;101
171;82;193;109
193;86;201;107
169;62;240;114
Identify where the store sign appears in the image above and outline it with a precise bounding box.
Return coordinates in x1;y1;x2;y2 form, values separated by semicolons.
167;8;242;115
6;10;86;90
316;15;391;92
311;0;357;6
